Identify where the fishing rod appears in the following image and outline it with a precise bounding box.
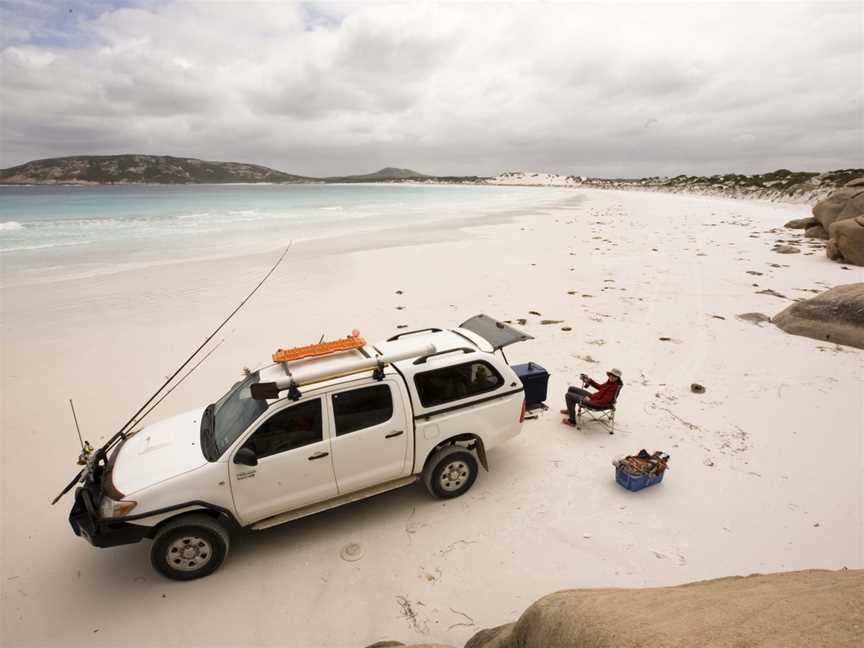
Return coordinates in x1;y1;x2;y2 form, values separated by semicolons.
51;244;291;505
69;399;84;451
103;243;291;454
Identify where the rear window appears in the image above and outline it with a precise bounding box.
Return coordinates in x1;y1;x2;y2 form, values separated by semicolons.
414;361;504;407
333;384;394;435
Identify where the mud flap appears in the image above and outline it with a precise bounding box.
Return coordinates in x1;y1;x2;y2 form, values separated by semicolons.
475;439;489;471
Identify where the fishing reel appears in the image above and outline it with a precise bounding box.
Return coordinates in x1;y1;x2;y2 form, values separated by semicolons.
77;441;94;466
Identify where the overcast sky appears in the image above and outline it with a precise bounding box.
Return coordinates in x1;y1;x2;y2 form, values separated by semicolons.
0;1;861;177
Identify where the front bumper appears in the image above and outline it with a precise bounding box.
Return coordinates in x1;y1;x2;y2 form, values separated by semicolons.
69;487;152;548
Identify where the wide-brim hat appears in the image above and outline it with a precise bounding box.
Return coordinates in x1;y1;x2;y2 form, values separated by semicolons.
607;368;622;379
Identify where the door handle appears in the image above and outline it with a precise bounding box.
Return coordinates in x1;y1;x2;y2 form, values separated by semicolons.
385;430;404;439
308;451;329;461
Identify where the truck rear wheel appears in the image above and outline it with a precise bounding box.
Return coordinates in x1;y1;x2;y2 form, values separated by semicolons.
424;446;478;499
150;514;230;581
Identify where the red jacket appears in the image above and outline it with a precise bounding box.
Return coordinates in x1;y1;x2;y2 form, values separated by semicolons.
586;378;620;407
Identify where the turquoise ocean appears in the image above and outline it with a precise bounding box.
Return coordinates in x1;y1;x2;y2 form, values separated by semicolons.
0;184;570;286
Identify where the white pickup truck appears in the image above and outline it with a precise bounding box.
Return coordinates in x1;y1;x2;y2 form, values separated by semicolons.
68;315;534;579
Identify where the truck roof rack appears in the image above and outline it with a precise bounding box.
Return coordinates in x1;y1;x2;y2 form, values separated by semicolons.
413;347;474;365
386;328;443;342
253;341;437;401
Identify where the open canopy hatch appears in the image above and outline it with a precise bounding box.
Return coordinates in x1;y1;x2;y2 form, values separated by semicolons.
459;314;533;350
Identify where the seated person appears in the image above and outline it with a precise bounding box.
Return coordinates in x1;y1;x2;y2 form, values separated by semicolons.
561;368;622;426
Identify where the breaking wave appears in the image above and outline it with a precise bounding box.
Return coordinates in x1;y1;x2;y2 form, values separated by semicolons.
0;240;92;253
0;221;25;231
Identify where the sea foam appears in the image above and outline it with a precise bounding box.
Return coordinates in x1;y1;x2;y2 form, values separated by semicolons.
0;221;25;231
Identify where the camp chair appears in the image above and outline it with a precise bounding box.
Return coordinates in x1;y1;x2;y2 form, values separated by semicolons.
576;381;622;434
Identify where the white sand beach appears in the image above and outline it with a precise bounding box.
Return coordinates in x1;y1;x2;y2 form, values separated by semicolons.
1;188;861;647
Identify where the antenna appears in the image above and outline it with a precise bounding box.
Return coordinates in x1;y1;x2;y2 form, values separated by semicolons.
69;399;84;452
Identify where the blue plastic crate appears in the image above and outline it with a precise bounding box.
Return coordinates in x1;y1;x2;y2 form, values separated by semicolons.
615;466;665;492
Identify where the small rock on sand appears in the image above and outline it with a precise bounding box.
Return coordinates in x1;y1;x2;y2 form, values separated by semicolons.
785;216;819;229
540;319;563;325
690;383;706;394
805;224;829;240
529;310;542;316
737;312;771;325
772;245;801;254
756;289;787;299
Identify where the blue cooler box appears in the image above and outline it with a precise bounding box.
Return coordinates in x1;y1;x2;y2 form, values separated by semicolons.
511;362;549;408
615;466;665;492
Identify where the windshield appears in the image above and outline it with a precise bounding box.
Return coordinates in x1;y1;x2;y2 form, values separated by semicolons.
210;371;269;455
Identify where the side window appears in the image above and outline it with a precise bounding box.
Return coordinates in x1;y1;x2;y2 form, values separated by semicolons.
414;361;504;408
333;384;394;436
243;399;322;459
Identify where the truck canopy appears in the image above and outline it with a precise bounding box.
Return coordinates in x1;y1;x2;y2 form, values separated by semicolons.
459;314;533;350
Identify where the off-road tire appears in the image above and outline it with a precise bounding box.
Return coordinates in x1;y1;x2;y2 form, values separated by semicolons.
150;514;230;581
424;446;478;499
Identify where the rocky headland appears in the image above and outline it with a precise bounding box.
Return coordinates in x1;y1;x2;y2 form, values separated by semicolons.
0;157;442;185
0;154;314;185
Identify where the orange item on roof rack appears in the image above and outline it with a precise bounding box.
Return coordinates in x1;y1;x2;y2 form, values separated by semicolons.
272;333;367;363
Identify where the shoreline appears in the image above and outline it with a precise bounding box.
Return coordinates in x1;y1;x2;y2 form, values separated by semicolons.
0;176;845;207
0;185;813;292
0;186;577;289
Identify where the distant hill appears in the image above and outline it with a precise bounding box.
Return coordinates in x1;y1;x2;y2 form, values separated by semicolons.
324;167;429;183
0;155;315;185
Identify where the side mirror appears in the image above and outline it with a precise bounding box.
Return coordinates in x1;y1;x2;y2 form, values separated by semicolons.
234;447;258;467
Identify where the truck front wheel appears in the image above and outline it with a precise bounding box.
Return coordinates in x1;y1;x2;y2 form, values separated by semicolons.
424;446;478;499
150;514;230;581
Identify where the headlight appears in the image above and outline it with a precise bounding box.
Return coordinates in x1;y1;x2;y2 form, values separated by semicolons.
99;497;138;518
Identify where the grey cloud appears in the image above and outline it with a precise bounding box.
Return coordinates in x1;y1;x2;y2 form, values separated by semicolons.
0;1;861;177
